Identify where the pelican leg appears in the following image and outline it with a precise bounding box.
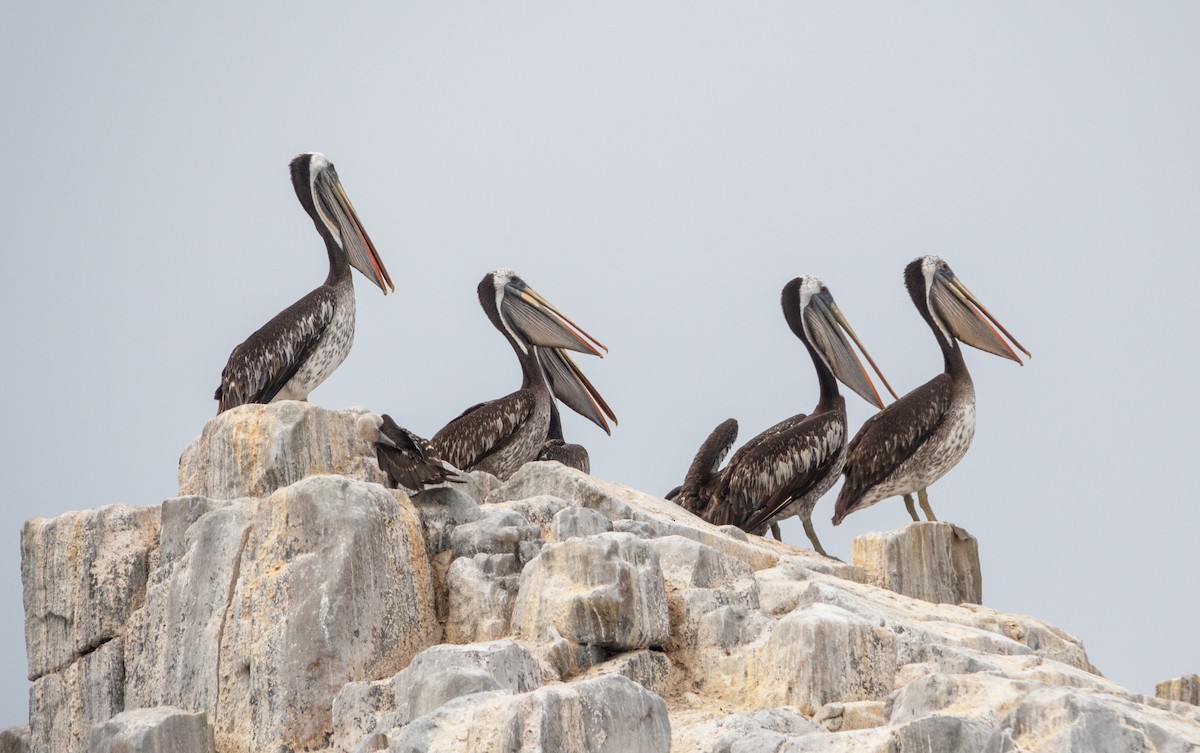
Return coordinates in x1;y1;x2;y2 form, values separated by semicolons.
802;517;830;558
918;488;938;521
770;522;782;541
903;494;920;521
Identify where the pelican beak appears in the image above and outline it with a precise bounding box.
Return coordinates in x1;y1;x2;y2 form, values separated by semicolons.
804;290;898;408
503;282;607;356
930;269;1030;364
539;347;617;434
315;169;394;294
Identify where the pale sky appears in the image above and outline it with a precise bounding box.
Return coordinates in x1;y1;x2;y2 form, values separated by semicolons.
2;3;1198;727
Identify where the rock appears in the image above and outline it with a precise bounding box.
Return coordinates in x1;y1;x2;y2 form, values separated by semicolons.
812;700;887;732
21;504;159;680
549;506;612;540
177;402;386;499
450;508;541;560
125;497;255;713
332;641;543;752
511;532;669;653
410;486;483;555
385;675;670;753
671;707;820;753
214;475;438;752
580;650;673;696
29;638;124;753
851;522;982;605
652;536;759;651
0;726;29;753
1158;674;1200;706
85;707;215;753
445;553;521;643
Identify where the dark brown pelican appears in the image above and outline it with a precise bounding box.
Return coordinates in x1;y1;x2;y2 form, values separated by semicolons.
431;270;613;479
356;413;459;491
673;277;895;556
214;153;393;413
832;256;1030;526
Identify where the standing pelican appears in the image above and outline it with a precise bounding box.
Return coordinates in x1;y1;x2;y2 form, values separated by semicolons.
431;270;614;479
674;277;895;556
214;153;393;413
832;256;1030;526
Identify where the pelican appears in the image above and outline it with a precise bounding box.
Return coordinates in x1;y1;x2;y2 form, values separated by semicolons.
673;277;895;556
832;256;1030;526
356;413;459;491
431;270;614;479
214;153;392;413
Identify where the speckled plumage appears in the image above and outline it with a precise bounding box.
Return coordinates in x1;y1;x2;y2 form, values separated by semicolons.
215;279;352;411
706;403;847;536
431;387;551;479
833;373;974;522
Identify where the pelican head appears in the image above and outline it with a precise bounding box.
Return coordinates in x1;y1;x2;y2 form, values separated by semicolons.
478;269;607;356
290;152;394;294
784;275;897;408
906;256;1030;363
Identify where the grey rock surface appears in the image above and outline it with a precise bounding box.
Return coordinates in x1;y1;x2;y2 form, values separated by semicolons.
385;675;670;753
85;707;215;753
177;401;386;499
511;532;669;653
1158;674;1200;706
213;475;438;752
29;638;124;753
0;726;29;753
851;521;982;604
22;504;159;680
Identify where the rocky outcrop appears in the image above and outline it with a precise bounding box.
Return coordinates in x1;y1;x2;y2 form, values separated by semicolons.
1159;674;1200;706
18;402;1200;752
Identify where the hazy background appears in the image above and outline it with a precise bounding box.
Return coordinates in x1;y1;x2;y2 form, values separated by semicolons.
2;3;1197;725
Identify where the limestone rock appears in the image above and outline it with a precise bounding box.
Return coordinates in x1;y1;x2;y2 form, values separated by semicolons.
0;726;29;753
85;707;215;753
580;649;673;697
549;505;613;540
410;486;483;556
332;641;542;752
812;700;887;732
213;475;438;752
1158;674;1200;706
21;504;159;680
29;638;124;753
177;401;386;499
511;532;669;653
671;708;820;753
851;522;982;605
386;675;670;753
445;553;521;643
125;496;255;712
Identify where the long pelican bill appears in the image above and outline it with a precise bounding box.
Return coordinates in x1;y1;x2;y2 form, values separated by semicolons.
314;168;394;294
539;347;617;434
502;281;607;356
930;270;1029;364
804;289;896;408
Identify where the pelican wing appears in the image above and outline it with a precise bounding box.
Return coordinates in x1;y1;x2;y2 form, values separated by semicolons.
711;412;845;534
215;286;337;412
834;374;953;522
431;390;536;472
376;414;459;490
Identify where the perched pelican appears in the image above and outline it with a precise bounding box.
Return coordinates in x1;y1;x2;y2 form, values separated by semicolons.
356;413;459;491
674;277;895;556
214;153;393;413
431;270;614;479
832;256;1030;526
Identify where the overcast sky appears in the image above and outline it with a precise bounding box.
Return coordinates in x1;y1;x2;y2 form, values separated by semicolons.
2;3;1197;728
